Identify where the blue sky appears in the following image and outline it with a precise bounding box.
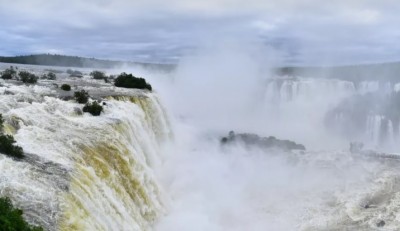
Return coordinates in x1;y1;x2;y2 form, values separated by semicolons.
0;0;399;65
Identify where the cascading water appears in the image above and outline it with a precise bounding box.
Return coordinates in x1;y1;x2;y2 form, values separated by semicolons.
264;77;400;150
3;60;400;231
153;66;400;230
0;79;171;230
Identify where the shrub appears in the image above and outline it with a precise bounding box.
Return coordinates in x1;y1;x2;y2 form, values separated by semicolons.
60;84;71;91
90;71;106;80
83;101;103;116
0;134;24;159
0;114;4;131
74;90;89;104
18;71;38;84
1;72;13;80
0;197;43;231
1;67;17;80
41;72;56;80
114;72;152;91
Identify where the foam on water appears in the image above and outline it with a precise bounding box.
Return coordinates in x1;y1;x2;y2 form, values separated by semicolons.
155;121;400;230
2;63;400;231
0;78;171;230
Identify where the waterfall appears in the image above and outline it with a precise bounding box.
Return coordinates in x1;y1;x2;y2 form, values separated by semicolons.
366;115;383;146
2;71;400;231
264;77;356;103
263;77;400;149
0;83;171;230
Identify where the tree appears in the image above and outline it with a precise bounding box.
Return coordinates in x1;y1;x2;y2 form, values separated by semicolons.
114;72;152;91
83;101;103;116
18;71;38;84
90;70;106;80
0;197;43;231
74;90;89;104
60;84;71;91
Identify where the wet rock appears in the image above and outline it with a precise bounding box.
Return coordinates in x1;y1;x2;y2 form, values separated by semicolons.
220;131;306;151
376;220;385;227
74;107;83;115
61;96;74;101
4;90;14;95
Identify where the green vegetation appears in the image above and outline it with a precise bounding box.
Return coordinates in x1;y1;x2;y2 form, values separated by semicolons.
0;197;43;231
18;71;38;84
114;72;152;91
0;54;175;71
0;114;3;131
83;101;103;116
0;118;41;229
0;135;24;159
60;84;71;91
90;70;106;80
74;90;89;104
0;114;24;159
0;54;121;68
41;72;56;80
1;67;17;80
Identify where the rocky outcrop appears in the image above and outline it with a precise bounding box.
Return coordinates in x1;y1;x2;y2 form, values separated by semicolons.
221;131;306;151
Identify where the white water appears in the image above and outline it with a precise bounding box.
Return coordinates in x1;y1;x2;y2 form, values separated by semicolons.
0;77;171;230
156;130;400;230
2;60;400;231
151;48;400;230
154;100;400;230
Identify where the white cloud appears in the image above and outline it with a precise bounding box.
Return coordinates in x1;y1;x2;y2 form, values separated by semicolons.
0;0;399;64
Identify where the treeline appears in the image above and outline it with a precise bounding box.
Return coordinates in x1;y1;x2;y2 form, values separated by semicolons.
0;54;175;70
0;54;118;68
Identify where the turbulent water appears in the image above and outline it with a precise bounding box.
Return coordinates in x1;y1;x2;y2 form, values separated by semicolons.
0;75;171;230
1;62;400;230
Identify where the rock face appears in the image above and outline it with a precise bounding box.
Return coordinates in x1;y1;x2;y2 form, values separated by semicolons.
376;220;385;227
221;131;306;151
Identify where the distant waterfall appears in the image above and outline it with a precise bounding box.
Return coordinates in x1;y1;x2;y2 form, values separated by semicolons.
365;115;399;148
264;77;355;102
263;77;400;149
